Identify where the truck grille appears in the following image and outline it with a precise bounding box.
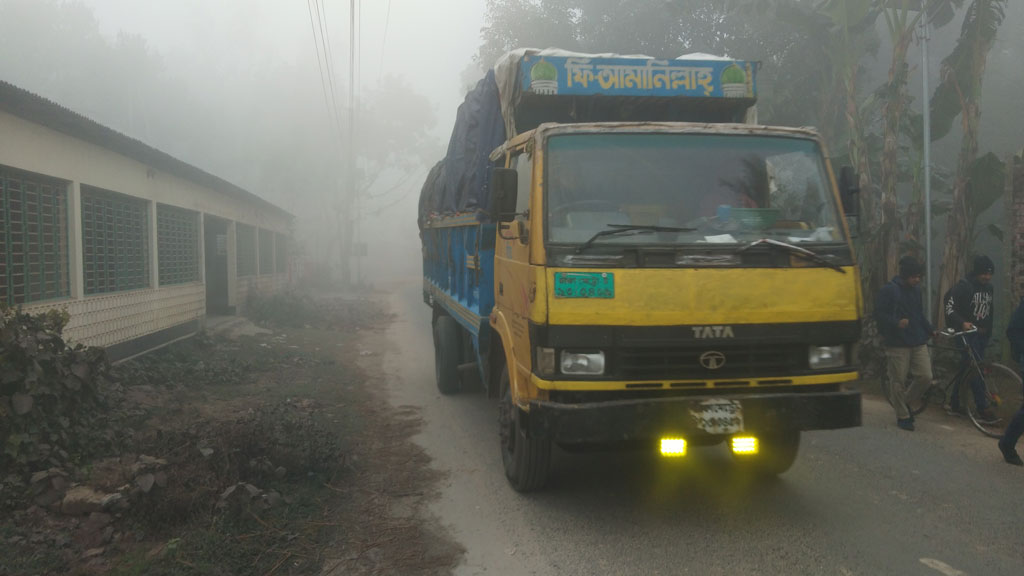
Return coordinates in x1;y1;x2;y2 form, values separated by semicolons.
615;344;806;380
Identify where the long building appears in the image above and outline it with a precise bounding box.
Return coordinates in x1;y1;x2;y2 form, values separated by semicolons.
0;80;291;361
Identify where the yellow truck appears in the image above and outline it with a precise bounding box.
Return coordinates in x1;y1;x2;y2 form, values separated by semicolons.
420;49;862;491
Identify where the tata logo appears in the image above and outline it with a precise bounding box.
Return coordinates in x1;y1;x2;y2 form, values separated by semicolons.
691;325;735;339
699;351;726;370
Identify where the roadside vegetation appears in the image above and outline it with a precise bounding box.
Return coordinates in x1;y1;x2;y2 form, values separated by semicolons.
1;294;460;576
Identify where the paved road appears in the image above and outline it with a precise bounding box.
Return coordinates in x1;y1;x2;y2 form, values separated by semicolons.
380;280;1024;576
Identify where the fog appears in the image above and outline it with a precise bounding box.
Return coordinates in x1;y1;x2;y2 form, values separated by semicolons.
2;0;1022;289
0;0;486;285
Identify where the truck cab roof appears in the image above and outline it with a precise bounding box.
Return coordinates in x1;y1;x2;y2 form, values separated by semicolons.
491;122;823;161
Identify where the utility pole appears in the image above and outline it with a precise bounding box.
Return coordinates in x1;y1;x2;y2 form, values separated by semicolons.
921;0;933;321
349;0;359;286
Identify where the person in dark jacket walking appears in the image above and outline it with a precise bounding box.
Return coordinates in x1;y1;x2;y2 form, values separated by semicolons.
876;256;934;431
998;298;1024;466
944;255;998;423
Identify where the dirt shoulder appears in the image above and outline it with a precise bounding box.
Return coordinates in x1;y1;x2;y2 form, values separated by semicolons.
1;292;461;575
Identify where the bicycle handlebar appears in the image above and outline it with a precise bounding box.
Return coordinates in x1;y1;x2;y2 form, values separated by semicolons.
939;327;979;338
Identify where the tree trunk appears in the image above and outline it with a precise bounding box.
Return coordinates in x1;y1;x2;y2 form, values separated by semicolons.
1011;153;1024;304
937;105;977;325
871;30;913;295
844;66;873;213
936;0;1002;326
842;62;877;314
905;172;924;261
338;208;354;287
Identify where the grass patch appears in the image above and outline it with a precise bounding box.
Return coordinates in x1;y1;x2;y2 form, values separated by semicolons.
109;480;338;576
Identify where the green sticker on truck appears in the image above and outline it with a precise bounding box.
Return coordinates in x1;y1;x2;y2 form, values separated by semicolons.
554;272;615;299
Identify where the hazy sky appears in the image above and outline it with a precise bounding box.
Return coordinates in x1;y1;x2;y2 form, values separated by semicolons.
43;1;488;281
78;0;487;137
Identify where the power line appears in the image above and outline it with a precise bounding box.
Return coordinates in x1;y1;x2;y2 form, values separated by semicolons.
363;173;424;217
313;0;343;138
355;0;362;97
317;0;339;101
379;0;391;83
305;0;333;129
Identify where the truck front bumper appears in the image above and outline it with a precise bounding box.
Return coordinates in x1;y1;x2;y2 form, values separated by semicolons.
527;390;861;444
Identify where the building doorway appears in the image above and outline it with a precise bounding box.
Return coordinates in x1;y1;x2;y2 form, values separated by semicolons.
204;215;232;315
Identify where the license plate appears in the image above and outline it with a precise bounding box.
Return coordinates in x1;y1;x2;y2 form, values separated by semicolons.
553;272;614;299
690;399;744;434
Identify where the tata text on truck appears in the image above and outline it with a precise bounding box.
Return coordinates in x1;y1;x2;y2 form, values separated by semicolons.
419;49;862;491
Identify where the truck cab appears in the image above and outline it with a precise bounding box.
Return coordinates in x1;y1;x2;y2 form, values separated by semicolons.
488;122;861;489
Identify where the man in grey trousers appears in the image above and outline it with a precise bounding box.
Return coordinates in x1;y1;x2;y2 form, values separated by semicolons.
875;256;935;431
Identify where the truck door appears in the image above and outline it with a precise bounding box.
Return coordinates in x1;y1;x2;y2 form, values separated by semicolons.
494;147;535;395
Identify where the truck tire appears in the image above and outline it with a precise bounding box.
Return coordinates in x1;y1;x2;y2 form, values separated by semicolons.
433;315;461;395
742;429;800;476
498;365;551;491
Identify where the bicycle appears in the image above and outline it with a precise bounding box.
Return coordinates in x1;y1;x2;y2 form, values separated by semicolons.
906;328;1022;438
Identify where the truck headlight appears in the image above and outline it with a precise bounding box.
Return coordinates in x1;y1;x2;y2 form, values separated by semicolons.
560;351;605;375
809;345;845;369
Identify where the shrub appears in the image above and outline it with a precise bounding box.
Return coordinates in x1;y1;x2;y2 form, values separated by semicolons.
0;305;112;473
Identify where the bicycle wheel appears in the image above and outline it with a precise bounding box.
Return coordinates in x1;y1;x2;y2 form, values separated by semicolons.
983;363;1023;424
963;366;1013;438
909;384;946;416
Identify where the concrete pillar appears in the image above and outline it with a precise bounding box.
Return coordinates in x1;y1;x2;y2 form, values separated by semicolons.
149;201;159;289
67;181;84;299
198;212;206;284
226;220;237;311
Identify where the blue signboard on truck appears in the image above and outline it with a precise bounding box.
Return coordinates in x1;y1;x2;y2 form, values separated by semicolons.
519;55;757;99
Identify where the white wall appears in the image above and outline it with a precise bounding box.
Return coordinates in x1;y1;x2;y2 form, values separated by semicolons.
0;111;290;230
0;110;290;348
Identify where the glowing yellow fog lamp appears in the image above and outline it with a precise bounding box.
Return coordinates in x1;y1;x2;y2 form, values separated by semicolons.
660;437;687;457
730;436;759;455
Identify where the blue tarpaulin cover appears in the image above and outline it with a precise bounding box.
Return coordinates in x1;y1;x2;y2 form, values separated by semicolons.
418;69;506;225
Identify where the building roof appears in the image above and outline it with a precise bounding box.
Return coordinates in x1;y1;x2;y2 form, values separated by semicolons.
0;80;291;219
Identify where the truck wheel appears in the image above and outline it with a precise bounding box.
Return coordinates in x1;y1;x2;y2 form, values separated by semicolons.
433;315;461;395
743;430;800;476
498;365;551;491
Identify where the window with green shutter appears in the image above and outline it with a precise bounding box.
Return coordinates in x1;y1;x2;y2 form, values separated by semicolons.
236;223;257;277
81;186;150;295
258;228;274;275
157;204;200;285
275;233;287;274
1;167;70;305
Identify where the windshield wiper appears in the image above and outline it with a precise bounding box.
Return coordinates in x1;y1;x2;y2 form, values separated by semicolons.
734;238;846;274
574;224;695;254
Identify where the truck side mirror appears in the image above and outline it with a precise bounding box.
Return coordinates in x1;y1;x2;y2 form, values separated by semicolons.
490;167;518;222
838;166;860;216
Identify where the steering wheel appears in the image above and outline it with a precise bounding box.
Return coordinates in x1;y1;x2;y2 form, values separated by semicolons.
550;199;619;222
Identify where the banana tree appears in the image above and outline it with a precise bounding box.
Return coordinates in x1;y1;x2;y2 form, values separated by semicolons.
932;0;1008;324
871;0;963;294
819;0;879;242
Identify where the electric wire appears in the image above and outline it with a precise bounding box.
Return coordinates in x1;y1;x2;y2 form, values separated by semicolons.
313;0;344;139
378;0;391;83
305;0;333;130
318;0;339;104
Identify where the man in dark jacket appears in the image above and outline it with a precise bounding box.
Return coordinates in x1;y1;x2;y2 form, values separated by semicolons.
876;256;934;431
944;255;997;423
998;298;1024;466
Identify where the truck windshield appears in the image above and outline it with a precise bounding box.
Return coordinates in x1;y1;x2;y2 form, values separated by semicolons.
545;133;846;247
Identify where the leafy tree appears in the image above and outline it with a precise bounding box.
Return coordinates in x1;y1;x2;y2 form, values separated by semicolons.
478;0;865;137
933;0;1008;321
862;0;961;296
